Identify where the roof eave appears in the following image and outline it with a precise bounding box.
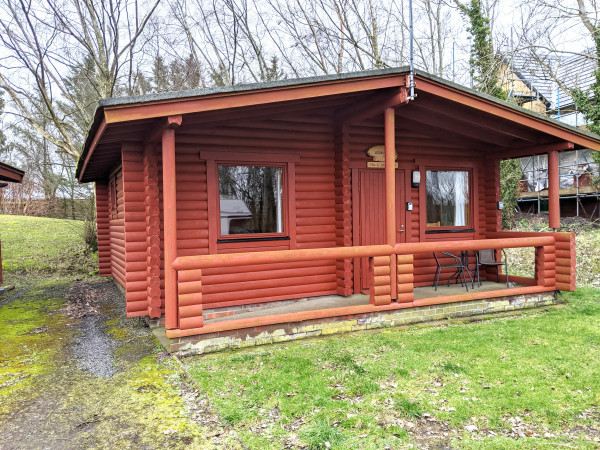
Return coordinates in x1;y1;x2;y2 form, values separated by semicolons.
0;162;25;183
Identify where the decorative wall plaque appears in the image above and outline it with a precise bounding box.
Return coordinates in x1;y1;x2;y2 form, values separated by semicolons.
366;145;398;168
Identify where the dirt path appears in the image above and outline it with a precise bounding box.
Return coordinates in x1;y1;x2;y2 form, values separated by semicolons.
0;277;242;449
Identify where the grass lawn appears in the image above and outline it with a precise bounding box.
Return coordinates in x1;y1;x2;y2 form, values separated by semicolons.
2;214;599;448
0;214;96;275
186;287;600;448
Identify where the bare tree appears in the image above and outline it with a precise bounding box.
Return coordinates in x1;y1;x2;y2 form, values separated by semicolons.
0;0;160;159
515;0;599;95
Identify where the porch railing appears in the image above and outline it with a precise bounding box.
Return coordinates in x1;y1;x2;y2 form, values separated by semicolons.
168;232;574;338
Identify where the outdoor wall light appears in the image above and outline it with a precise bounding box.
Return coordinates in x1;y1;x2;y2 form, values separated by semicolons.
411;170;421;188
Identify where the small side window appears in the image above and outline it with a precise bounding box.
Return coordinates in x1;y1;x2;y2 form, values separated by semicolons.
108;174;118;219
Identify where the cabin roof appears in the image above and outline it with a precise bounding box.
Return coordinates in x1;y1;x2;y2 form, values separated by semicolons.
77;67;600;183
0;161;24;183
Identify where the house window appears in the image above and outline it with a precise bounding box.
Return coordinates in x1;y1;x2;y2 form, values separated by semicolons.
426;170;470;227
218;165;284;235
108;173;118;219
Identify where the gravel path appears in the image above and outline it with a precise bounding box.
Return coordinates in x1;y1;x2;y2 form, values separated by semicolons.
0;277;240;449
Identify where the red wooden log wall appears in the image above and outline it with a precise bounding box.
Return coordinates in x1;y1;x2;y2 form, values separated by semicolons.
102;110;576;320
122;146;148;317
109;167;126;287
348;119;485;287
95;182;111;276
157;114;338;310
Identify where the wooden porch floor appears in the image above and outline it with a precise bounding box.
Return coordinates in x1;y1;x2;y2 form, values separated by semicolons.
205;281;521;324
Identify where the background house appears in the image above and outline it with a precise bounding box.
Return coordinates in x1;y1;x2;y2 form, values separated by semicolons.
500;54;600;220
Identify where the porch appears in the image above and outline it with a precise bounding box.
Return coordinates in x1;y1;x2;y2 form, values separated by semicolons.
162;232;575;352
202;281;527;324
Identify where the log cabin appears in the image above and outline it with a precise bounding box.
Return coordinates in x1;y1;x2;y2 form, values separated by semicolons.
76;68;599;354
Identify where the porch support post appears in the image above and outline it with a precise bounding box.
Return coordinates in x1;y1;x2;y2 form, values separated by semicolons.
548;149;560;229
162;116;182;329
384;107;396;301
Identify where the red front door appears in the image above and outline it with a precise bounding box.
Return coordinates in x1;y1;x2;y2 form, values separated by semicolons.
357;169;406;293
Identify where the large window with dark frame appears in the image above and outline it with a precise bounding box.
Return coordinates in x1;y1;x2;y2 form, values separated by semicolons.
426;170;470;228
218;164;284;236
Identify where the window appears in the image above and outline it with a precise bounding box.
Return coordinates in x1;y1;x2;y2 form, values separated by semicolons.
426;170;470;227
218;165;283;235
108;173;118;219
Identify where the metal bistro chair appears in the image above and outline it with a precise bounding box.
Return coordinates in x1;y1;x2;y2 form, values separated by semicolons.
433;252;470;292
475;249;509;288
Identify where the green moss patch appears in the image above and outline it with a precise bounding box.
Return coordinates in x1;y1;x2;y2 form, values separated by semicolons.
0;295;69;416
0;280;230;448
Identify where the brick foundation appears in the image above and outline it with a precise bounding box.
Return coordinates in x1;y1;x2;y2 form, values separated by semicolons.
161;292;557;356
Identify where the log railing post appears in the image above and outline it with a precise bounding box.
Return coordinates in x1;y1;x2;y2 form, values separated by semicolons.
396;254;414;303
178;269;204;330
162;116;182;330
369;255;392;305
535;243;556;288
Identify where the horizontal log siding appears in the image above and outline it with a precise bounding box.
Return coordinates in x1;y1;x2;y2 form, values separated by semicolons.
162;117;338;311
349;121;485;288
396;253;414;303
481;156;502;281
122;147;148;317
156;142;209;315
109;167;126;288
369;255;391;305
95;182;111;276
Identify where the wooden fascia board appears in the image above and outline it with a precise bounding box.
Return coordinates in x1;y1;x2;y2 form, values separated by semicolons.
103;75;406;123
415;77;600;151
78;117;107;182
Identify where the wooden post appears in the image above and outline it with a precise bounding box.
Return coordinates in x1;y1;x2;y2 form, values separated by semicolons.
548;149;560;229
385;107;397;301
162;117;181;329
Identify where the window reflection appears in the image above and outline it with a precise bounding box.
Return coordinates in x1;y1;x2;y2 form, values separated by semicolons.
218;165;283;235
